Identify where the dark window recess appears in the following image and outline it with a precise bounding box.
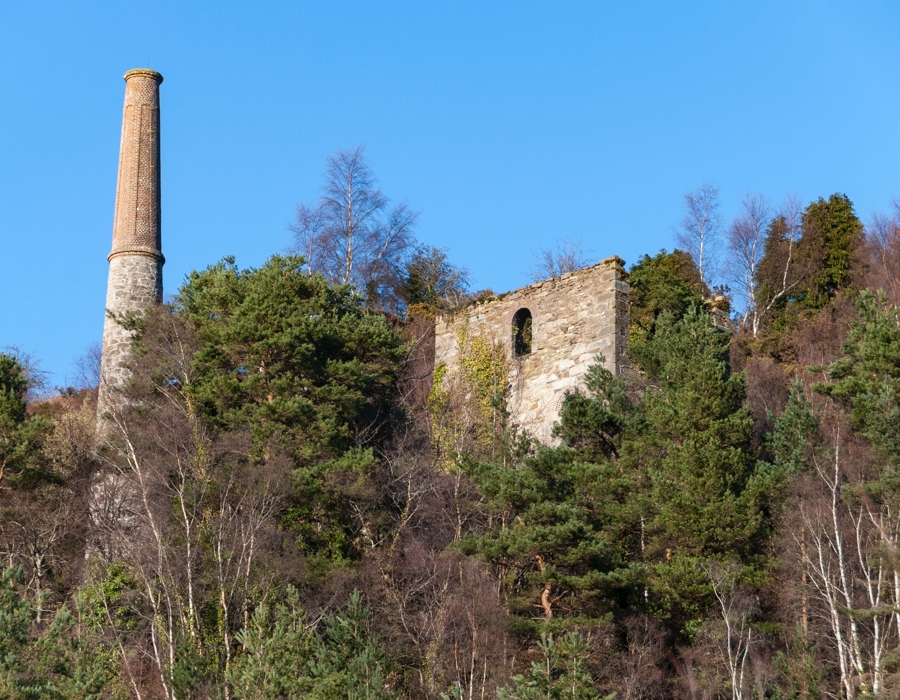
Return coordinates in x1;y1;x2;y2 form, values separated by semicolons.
512;308;533;356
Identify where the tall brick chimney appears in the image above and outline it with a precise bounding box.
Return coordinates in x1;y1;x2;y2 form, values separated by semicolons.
98;69;164;417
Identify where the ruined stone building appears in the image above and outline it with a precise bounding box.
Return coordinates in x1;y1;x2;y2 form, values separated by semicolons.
98;69;164;418
434;257;629;442
93;68;630;448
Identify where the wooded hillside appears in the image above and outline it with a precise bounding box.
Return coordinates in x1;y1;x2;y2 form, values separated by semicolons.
4;168;900;698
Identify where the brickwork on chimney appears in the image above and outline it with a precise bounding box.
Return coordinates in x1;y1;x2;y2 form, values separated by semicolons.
434;257;629;443
110;69;163;261
98;69;164;417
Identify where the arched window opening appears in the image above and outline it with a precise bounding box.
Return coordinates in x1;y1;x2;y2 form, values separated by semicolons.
512;308;533;356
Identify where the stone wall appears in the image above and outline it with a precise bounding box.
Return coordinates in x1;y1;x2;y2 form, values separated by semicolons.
434;256;629;442
98;253;163;409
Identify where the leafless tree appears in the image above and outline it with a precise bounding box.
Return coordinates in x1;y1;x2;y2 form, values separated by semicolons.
703;562;760;700
676;183;722;288
290;145;418;308
0;360;94;616
363;545;512;699
610;616;669;700
727;193;771;334
0;388;96;602
528;237;592;282
92;306;291;700
776;386;900;698
72;340;102;392
0;488;79;624
865;200;900;305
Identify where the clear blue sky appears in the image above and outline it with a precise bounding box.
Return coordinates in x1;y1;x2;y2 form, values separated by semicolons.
2;1;899;385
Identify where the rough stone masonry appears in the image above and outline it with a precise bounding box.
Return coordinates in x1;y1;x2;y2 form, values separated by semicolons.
434;257;629;443
97;69;165;418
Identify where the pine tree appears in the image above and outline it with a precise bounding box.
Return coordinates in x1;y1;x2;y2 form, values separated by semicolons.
0;354;52;489
628;250;707;346
497;632;613;700
307;591;395;700
818;290;900;460
0;567;114;699
634;308;767;624
229;589;394;700
796;193;863;312
755;193;863;344
229;586;315;699
177;254;404;464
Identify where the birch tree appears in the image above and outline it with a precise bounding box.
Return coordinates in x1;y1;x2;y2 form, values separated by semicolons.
779;294;900;697
865;200;900;305
676;183;722;289
727;193;771;336
752;195;804;336
702;562;758;700
92;306;290;700
290;145;418;310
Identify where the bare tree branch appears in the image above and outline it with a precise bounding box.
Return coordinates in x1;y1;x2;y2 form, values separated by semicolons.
676;183;722;288
289;146;418;310
726;192;771;333
527;237;592;282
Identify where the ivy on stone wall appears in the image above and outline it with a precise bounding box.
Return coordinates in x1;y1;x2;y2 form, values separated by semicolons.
428;321;509;464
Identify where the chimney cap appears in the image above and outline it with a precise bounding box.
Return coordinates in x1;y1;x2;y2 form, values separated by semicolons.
124;68;163;84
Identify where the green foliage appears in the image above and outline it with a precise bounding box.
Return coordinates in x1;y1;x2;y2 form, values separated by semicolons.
552;360;633;459
228;586;315;699
429;321;508;463
229;588;394;700
175;255;406;568
771;628;822;700
456;323;508;448
169;635;220;699
402;244;469;312
769;379;817;476
78;561;139;632
460;445;643;627
287;447;379;571
818;290;900;461
628;249;706;346
497;632;613;700
0;353;52;488
177;254;405;464
633;309;766;624
427;361;451;459
0;355;28;425
754;215;796;335
795;193;863;312
307;590;395;700
0;567;118;700
756;194;863;344
0;567;31;683
636;309;761;556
